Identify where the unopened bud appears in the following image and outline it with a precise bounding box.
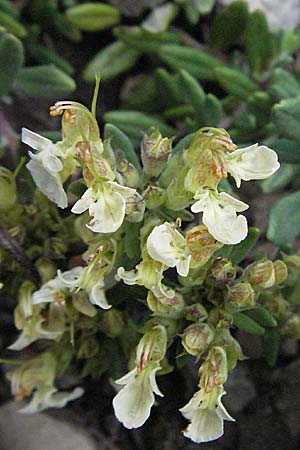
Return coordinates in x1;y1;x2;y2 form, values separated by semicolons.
284;255;300;286
210;257;237;285
125;192;145;223
136;325;167;371
35;258;56;284
186;225;222;268
248;260;275;289
184;303;208;322
282;314;300;340
141;128;173;178
117;159;140;188
147;291;184;318
143;186;166;209
98;309;124;338
226;282;256;310
273;260;288;285
181;323;214;356
208;308;233;329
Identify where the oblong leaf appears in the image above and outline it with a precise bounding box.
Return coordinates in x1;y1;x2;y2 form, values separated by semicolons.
104;123;141;172
0;32;24;96
66;2;120;31
233;311;265;335
267;190;300;245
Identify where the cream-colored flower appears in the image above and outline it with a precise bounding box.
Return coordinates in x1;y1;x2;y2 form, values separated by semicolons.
147;222;191;276
225;144;280;188
22;128;68;208
71;181;139;233
191;190;248;245
180;386;234;444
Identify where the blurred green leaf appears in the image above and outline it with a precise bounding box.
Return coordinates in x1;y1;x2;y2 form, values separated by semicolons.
270;68;300;100
210;1;248;51
30;44;74;75
125;222;141;260
262;328;280;367
244;307;277;328
0;32;24;96
269;138;300;164
142;2;178;33
273;97;300;142
114;26;180;53
200;94;223;126
83;41;140;82
233;311;265;335
245;10;272;72
179;69;205;115
267;190;300;245
66;2;120;31
14;65;76;98
215;66;258;99
0;11;27;37
159;44;222;80
261;164;299;193
156;68;181;107
0;0;18;18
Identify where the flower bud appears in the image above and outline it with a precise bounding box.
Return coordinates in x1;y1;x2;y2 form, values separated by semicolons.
208;308;233;329
282;314;300;340
117;159;140;188
0;167;17;212
125;192;145;223
183;304;208;322
141;128;173;178
147;291;184;318
186;225;222;268
226;282;256;310
273;260;288;285
98;309;124;338
136;325;167;371
210;258;237;285
283;255;300;286
248;260;275;289
181;323;214;356
142;186;166;209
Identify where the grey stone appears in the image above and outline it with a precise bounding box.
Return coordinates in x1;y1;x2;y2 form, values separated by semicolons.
224;364;256;413
0;402;98;450
107;0;164;16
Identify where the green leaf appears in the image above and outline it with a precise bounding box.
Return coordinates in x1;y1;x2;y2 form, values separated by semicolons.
83;41;140;82
262;328;280;367
269;138;300;164
244;307;277;328
200;94;223;126
66;2;120;31
0;32;24;96
233;311;265;335
155;68;181;107
245;10;272;72
267;190;300;245
270;68;300;100
125;222;141;260
286;278;300;305
14;65;76;98
273;97;300;143
114;26;180;53
104;123;141;172
142;2;178;33
215;66;258;99
103;110;175;146
0;11;27;37
179;69;205;115
30;44;74;75
0;0;18;18
230;227;260;264
209;1;248;51
261;164;299;193
159;44;222;80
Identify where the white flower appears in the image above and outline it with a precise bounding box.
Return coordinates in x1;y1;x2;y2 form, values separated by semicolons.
57;266;112;310
117;260;175;299
147;222;191;277
22;128;68;208
191;190;248;245
225;144;280;188
19;385;84;414
113;364;163;429
180;386;234;444
71;181;138;233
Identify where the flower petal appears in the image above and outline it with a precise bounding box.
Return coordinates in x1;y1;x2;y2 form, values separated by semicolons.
22;128;52;152
226;144;280;188
57;266;84;289
89;281;112;309
183;408;224;443
71;188;94;214
87;189;126;233
19;386;84;414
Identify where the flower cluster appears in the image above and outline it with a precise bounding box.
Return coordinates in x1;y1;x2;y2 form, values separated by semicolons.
3;93;300;445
